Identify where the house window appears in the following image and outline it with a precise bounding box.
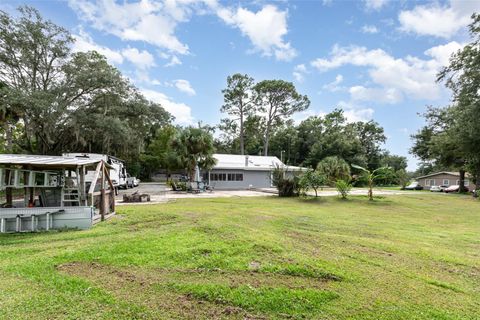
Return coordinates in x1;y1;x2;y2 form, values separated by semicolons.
425;179;435;186
227;173;244;181
211;173;227;181
211;173;244;182
443;179;450;186
456;179;469;186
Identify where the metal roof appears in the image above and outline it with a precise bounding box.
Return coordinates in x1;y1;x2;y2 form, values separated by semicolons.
213;154;306;171
0;154;103;168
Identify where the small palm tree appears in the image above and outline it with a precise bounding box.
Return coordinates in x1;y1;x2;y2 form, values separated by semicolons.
172;127;217;181
317;156;351;185
352;165;393;201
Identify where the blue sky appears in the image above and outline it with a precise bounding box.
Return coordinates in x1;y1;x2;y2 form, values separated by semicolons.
2;0;479;169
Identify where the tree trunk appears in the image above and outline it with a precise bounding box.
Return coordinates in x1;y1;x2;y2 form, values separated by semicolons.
368;180;373;200
264;123;270;156
459;169;466;193
3;122;12;153
239;112;244;155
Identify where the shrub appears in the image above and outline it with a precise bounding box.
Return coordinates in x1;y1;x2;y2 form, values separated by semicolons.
272;166;300;197
335;179;352;199
299;169;327;197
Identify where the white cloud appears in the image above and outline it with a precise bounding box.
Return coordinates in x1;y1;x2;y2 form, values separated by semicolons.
173;79;196;96
349;86;402;104
122;47;155;69
311;42;464;102
165;55;182;67
70;1;296;62
364;0;389;11
293;64;307;82
361;25;378;34
141;88;194;125
322;74;344;92
292;102;373;124
344;108;374;123
398;0;480;38
424;41;463;66
72;29;124;65
217;5;297;61
68;0;201;54
338;101;374;123
292;109;327;124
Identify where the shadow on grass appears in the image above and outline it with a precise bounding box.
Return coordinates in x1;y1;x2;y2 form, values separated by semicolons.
292;195;394;207
295;196;327;204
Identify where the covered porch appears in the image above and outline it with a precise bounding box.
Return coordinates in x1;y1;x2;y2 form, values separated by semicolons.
0;154;115;233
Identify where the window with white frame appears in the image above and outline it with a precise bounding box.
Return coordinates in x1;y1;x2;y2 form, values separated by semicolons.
425;179;435;186
443;179;450;186
465;179;470;186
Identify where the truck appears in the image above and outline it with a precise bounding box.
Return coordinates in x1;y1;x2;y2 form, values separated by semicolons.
63;153;128;190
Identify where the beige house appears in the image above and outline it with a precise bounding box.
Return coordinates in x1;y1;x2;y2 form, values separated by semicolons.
416;172;471;190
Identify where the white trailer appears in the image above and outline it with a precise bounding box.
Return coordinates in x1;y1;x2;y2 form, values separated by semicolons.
63;153;127;190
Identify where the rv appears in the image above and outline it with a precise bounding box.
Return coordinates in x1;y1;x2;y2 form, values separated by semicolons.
63;153;128;190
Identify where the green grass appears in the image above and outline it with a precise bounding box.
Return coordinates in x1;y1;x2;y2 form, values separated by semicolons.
0;194;479;319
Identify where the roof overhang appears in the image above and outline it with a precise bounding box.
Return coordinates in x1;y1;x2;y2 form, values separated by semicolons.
0;154;108;170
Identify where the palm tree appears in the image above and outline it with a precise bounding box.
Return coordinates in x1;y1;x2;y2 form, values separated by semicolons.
172;127;217;181
317;156;351;185
352;164;393;200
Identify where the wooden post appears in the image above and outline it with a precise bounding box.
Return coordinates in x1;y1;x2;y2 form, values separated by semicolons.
29;187;34;206
100;162;106;221
5;187;12;207
103;164;115;214
24;171;29;207
88;161;103;208
80;165;86;206
16;215;21;232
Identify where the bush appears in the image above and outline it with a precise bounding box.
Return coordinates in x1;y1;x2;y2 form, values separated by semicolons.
276;178;298;197
299;169;327;197
272;167;300;197
335;179;352;199
169;180;187;191
177;181;188;191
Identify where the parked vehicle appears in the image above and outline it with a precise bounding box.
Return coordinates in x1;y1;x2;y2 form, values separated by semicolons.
404;182;423;190
126;174;135;188
444;185;469;193
63;153;128;190
430;185;449;192
133;177;140;187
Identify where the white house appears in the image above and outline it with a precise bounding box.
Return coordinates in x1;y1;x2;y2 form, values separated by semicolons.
204;154;305;189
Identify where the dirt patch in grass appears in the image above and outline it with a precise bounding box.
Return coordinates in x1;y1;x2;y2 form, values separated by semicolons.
57;261;339;318
57;262;253;319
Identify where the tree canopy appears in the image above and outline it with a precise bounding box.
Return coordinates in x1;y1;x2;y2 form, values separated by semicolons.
412;13;480;189
0;6;172;173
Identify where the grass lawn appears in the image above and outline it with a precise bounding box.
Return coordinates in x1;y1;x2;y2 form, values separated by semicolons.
0;194;479;319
